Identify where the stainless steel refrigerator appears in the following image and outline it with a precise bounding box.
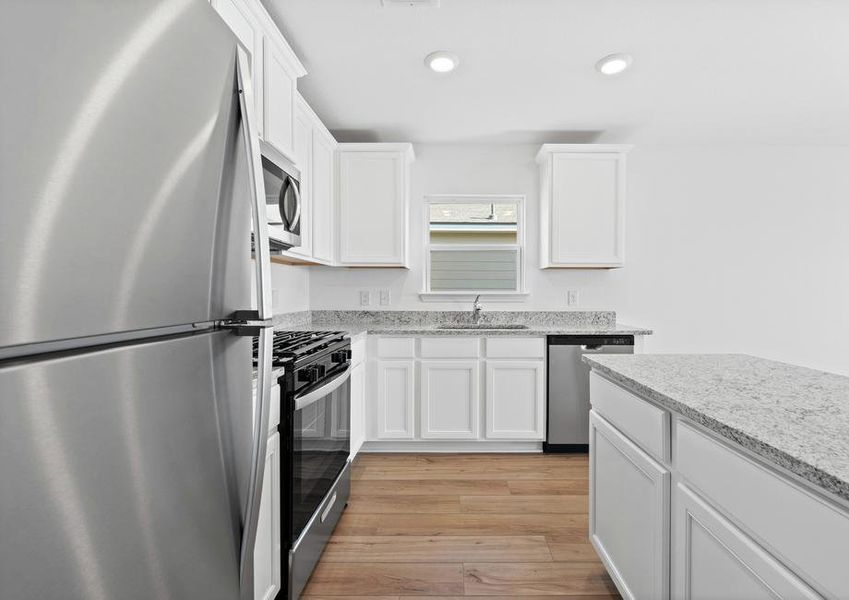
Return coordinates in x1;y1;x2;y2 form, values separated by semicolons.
0;1;277;598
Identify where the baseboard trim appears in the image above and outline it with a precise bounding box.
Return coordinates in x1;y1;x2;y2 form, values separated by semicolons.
360;441;543;453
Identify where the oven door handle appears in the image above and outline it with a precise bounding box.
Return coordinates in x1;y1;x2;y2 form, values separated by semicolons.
294;366;351;411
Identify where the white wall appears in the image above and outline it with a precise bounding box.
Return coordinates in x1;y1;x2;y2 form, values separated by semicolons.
253;262;311;314
309;144;849;375
271;263;310;313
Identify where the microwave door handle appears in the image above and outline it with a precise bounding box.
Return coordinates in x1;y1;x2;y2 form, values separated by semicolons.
288;177;301;229
235;45;272;600
279;176;301;231
294;366;351;411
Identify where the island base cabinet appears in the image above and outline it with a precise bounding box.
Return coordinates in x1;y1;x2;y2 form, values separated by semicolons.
589;410;669;600
672;482;820;600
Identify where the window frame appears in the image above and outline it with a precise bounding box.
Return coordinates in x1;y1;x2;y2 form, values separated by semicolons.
421;194;528;301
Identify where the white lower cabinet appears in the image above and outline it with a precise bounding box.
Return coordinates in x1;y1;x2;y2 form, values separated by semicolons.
350;361;365;456
367;336;545;446
589;410;670;600
420;360;480;439
253;431;280;600
375;360;415;439
485;360;545;439
589;371;846;600
673;482;819;600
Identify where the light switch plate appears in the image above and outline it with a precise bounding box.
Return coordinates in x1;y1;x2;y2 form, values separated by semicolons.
379;289;391;306
359;291;371;306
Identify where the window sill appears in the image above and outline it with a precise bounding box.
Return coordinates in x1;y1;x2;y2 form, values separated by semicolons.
418;291;530;303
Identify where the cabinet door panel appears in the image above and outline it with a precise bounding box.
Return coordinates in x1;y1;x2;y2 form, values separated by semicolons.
311;129;335;264
420;361;480;439
254;432;280;600
673;483;820;600
550;154;623;265
485;360;545;439
590;410;669;600
287;99;312;257
376;360;415;439
338;151;407;265
263;38;294;158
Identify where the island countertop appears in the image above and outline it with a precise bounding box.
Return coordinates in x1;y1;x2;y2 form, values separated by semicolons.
583;353;849;503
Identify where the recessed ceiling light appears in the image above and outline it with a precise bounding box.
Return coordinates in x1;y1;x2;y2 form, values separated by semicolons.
596;53;633;76
425;51;459;73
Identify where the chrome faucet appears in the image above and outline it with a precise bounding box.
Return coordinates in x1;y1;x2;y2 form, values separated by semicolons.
472;294;484;322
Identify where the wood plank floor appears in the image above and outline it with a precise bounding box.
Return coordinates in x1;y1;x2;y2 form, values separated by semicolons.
301;453;621;598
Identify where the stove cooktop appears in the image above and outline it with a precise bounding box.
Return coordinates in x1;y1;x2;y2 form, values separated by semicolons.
252;330;348;368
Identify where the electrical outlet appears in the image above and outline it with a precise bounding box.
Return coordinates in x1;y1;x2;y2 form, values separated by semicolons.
359;291;371;306
379;289;391;306
566;290;580;307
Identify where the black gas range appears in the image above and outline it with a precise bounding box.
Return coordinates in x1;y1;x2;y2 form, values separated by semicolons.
253;330;352;600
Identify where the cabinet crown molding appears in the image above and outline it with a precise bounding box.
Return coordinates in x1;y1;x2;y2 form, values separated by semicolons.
338;142;415;162
535;143;633;163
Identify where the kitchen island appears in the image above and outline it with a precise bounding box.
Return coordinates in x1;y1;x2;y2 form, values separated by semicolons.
583;354;849;600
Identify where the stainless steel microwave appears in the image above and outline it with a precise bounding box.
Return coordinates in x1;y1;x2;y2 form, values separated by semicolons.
260;140;301;251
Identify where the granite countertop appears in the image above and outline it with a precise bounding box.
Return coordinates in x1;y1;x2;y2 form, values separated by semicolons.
273;310;652;338
274;322;650;337
583;354;849;502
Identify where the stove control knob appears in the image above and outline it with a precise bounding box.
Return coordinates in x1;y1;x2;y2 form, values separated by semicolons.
331;350;348;364
315;364;326;378
298;366;318;383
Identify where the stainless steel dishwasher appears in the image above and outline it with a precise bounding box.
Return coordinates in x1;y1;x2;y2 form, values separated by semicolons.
544;335;634;452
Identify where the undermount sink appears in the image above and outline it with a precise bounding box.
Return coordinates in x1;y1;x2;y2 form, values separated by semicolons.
436;324;530;330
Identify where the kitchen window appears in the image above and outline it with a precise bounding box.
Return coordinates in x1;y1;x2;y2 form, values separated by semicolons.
422;195;527;299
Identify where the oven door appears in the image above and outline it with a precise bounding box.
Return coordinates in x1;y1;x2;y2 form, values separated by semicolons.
290;365;351;544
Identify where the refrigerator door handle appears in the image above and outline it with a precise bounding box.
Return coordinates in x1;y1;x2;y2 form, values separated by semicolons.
236;46;273;600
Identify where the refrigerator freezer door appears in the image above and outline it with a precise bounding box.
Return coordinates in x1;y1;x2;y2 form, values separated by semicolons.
0;330;253;600
0;0;252;349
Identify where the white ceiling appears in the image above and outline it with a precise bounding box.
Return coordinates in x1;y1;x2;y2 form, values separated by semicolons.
264;0;849;145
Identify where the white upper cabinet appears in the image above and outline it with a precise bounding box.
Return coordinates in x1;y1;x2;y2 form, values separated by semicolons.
211;0;305;159
310;126;336;264
262;36;298;159
286;95;313;258
211;0;263;137
537;144;631;269
283;93;337;265
337;143;414;267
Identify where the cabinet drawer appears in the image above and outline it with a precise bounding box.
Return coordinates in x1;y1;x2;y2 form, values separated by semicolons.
375;337;415;358
589;372;669;463
486;337;545;359
421;337;480;358
677;421;849;599
350;335;366;366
